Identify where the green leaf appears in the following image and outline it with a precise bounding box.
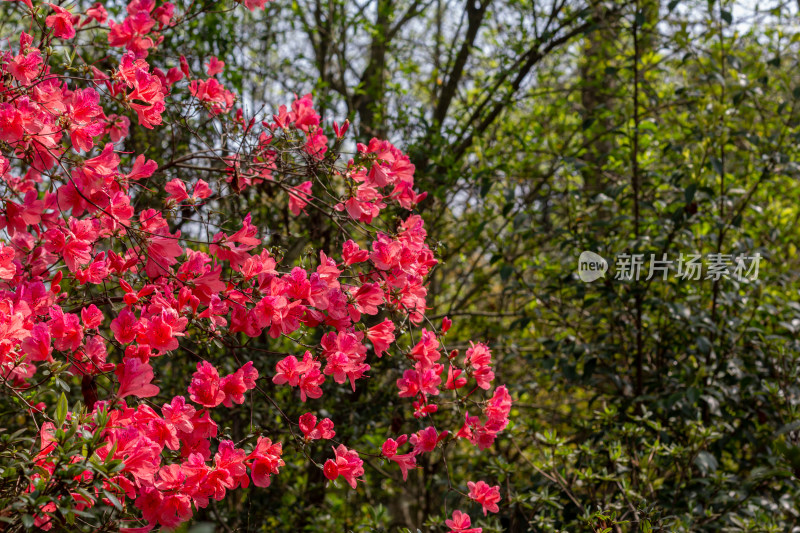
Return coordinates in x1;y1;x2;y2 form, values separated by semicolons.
479;178;493;198
684;183;697;204
55;392;68;427
694;451;718;475
710;157;723;176
103;490;123;511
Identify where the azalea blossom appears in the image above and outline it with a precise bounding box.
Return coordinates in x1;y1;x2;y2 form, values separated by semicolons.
0;3;512;528
467;480;501;516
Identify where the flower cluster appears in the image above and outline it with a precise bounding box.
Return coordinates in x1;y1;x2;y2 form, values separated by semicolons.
0;0;512;529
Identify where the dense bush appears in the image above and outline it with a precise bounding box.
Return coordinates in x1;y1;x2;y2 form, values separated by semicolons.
0;1;512;531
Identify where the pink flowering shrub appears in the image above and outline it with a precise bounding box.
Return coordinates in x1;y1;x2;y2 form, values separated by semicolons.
0;0;512;530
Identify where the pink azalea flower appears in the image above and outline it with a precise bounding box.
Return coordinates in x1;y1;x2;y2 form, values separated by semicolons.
467;480;501;516
115;358;160;399
247;437;284;487
205;56;225;76
367;319;395;357
46;4;76;39
287;181;313;215
323;444;364;489
445;510;482;533
298;412;335;440
188;361;225;408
